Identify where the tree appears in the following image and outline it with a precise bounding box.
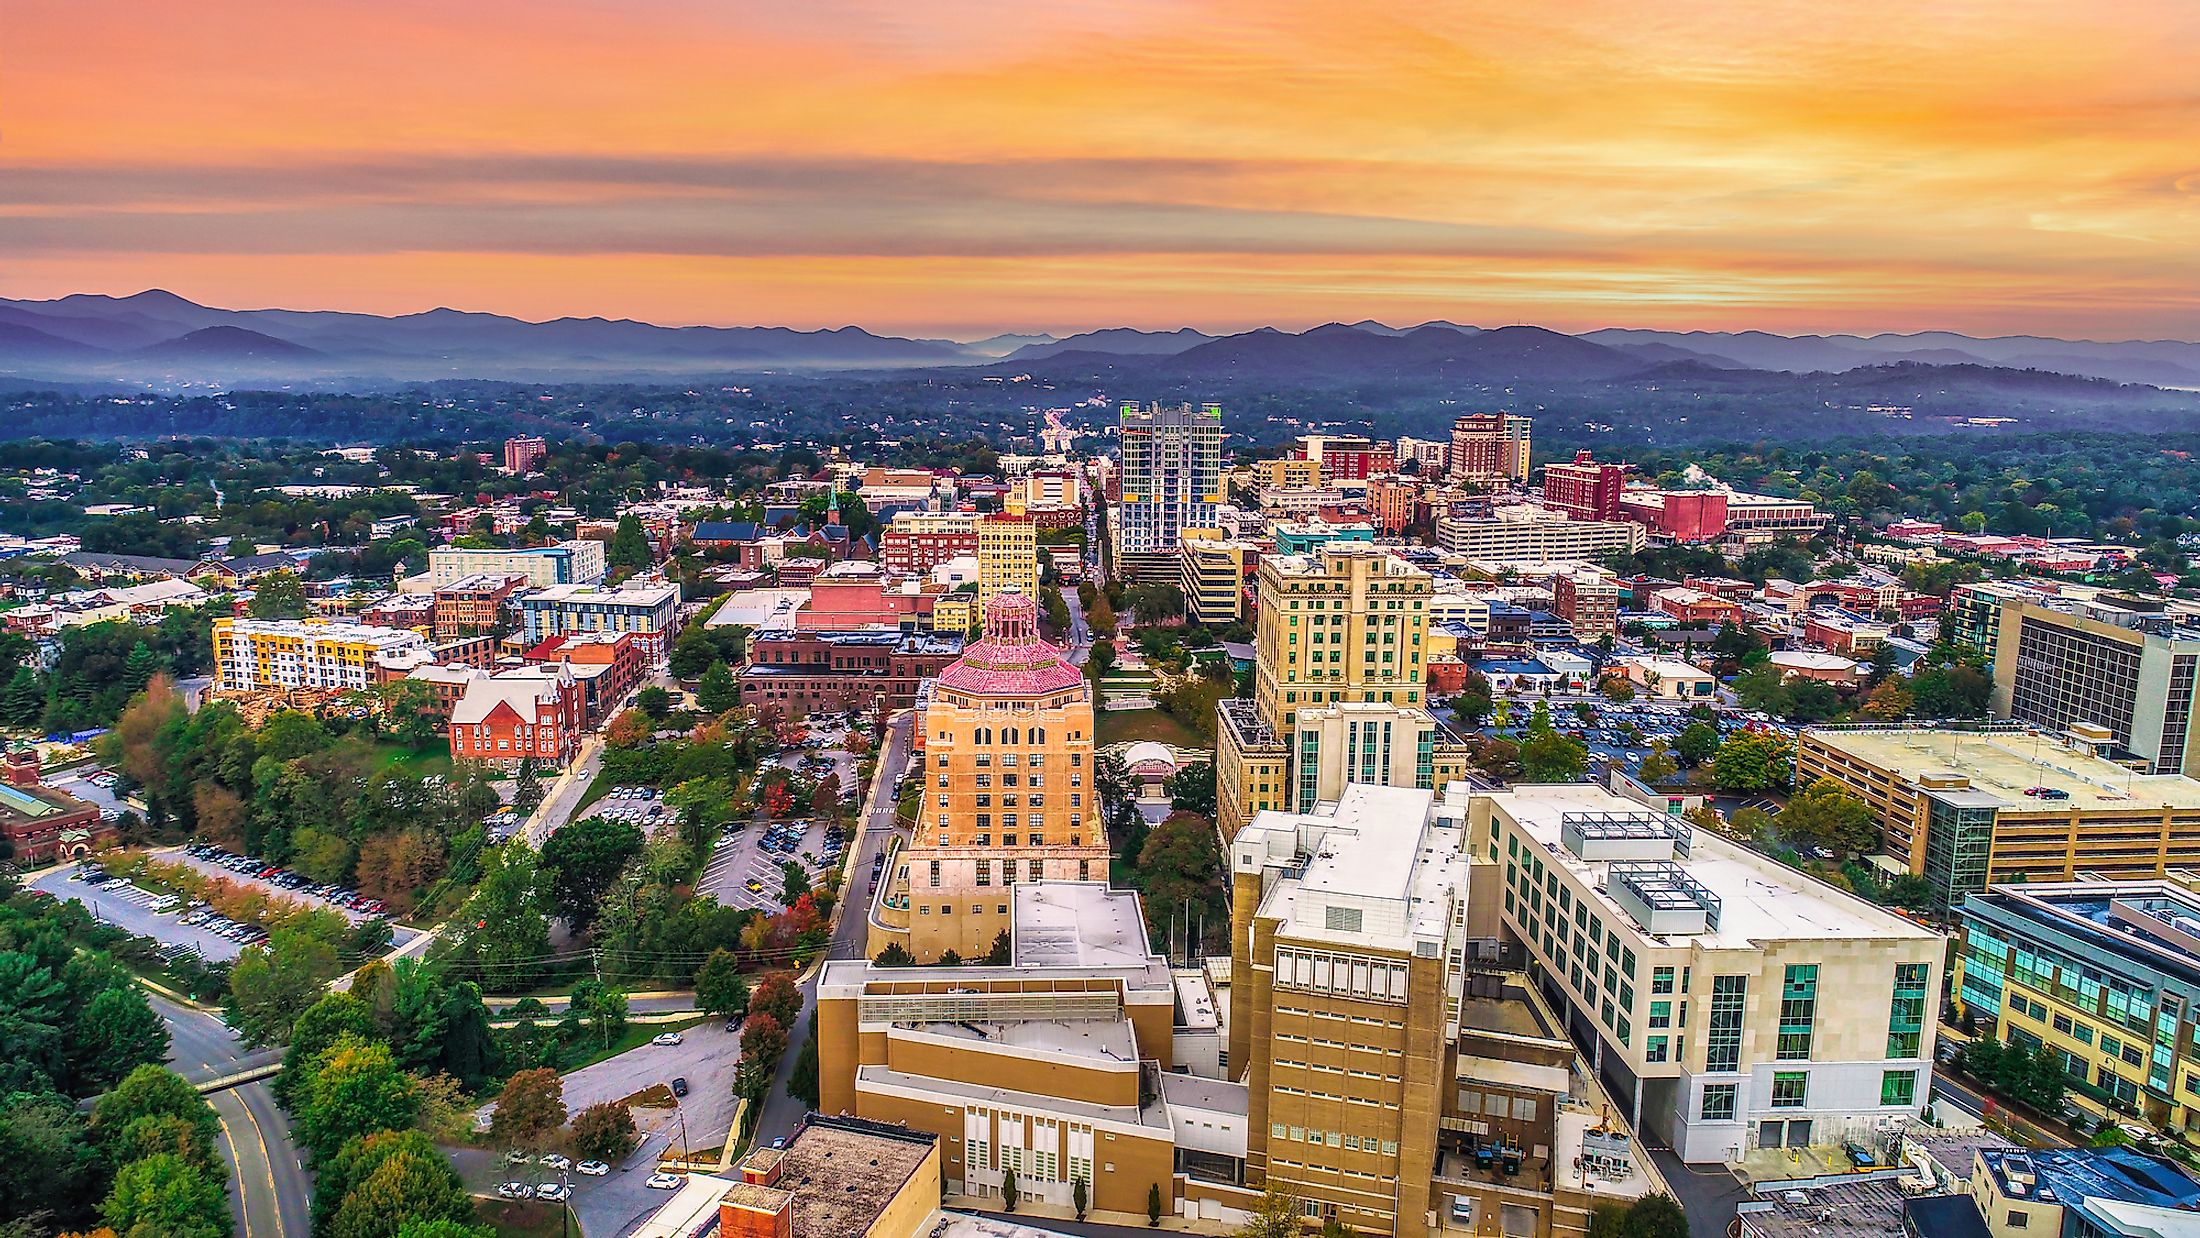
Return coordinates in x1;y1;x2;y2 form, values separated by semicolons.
1148;1182;1164;1227
1136;812;1229;953
696;662;738;714
1164;762;1217;817
294;1035;419;1163
608;514;654;572
694;950;751;1018
1002;1168;1020;1213
1787;679;1843;723
1637;742;1680;786
1912;663;1992;719
568;980;629;1049
569;1101;638;1162
1710;730;1795;793
1519;729;1589;783
1674;721;1720;768
1238;1184;1306;1238
101;1153;228;1238
226;914;346;1046
750;973;802;1027
541;816;645;931
637;685;673;720
396;1222;496;1238
1861;679;1915;721
780;859;812;908
490;1068;567;1148
982;930;1012;967
511;759;544;815
1776;778;1880;856
789;1020;820;1108
872;943;916;967
329;1136;475;1238
450;843;552;990
248;570;308;620
1086;638;1116;680
0;1092;106;1230
69;987;170;1094
606;708;653;748
377;678;448;749
91;1066;220;1165
1730;663;1793;718
739;1012;789;1076
1086;595;1116;636
278;991;374;1104
810;771;842;819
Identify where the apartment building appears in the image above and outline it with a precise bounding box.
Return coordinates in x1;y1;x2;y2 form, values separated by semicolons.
1551;569;1620;640
1004;468;1085;527
432;572;528;638
1437;506;1646;562
1216;545;1471;835
1251;457;1322;491
1796;724;2200;912
521;630;643;725
1395;436;1449;474
516;579;680;658
213;617;428;693
1476;783;1942;1163
1987;593;2200;777
501;435;547;474
1116;401;1224;583
871;592;1113;962
1178;531;1262;628
427;539;606;588
1365;476;1419;534
739;628;963;716
1448;413;1532;484
880;510;980;574
1290;434;1395;482
1956;879;2200;1129
976;512;1039;606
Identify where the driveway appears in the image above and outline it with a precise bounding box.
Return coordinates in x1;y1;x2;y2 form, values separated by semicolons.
1642;1144;1746;1238
32;867;248;961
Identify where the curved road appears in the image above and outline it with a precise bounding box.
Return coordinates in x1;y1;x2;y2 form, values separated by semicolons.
149;993;311;1238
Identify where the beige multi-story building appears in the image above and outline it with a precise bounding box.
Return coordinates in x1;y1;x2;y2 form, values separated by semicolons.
1116;401;1224;583
1216;544;1471;836
1985;593;2200;777
213;617;429;694
976;512;1039;606
1477;782;1943;1164
1178;530;1262;628
1796;723;2200;913
1448;413;1532;485
427;539;606;588
1437;506;1646;563
1252;457;1323;490
870;592;1113;962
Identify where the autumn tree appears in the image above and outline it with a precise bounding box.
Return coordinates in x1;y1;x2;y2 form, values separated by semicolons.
749;972;802;1028
570;1101;638;1162
490;1067;567;1148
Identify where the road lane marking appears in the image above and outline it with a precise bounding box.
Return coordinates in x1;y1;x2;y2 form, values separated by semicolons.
235;1091;287;1238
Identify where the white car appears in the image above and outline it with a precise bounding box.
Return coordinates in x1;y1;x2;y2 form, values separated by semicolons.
496;1182;534;1200
540;1154;572;1171
646;1172;684;1190
576;1160;610;1176
537;1183;573;1202
651;1031;684;1046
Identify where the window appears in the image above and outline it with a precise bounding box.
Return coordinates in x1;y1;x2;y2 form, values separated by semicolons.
1707;976;1747;1073
1881;1069;1917;1107
1778;964;1818;1061
1771;1071;1808;1109
1647;1036;1670;1063
1889;962;1929;1059
1700;1083;1737;1120
1650;1001;1672;1029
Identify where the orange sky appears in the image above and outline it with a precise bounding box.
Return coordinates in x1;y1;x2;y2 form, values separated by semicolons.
6;0;2198;337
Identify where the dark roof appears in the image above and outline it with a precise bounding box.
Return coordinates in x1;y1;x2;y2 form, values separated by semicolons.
62;551;202;576
1904;1194;1989;1238
690;521;761;543
210;551;301;572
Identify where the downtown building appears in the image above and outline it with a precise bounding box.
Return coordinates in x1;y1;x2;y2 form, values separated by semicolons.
1448;413;1532;485
1215;543;1473;837
1436;505;1646;567
869;592;1113;962
1985;592;2200;777
427;539;606;588
515;579;681;659
1115;401;1224;584
213;616;429;694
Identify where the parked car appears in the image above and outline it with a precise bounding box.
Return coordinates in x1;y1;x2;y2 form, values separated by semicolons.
652;1031;684;1047
645;1172;683;1190
576;1160;610;1176
671;1077;689;1097
1842;1141;1877;1168
504;1149;534;1166
537;1183;572;1202
540;1154;571;1171
496;1182;535;1200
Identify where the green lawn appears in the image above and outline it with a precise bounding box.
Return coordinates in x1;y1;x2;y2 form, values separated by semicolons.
572;767;618;818
376;740;453;775
472;1197;574;1238
1097;708;1206;749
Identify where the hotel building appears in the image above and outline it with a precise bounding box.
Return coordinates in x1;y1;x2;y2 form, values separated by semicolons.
1986;593;2200;777
1448;413;1533;485
1116;402;1224;583
213;617;428;694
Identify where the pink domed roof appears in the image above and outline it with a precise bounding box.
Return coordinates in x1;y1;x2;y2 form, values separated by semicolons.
936;592;1086;697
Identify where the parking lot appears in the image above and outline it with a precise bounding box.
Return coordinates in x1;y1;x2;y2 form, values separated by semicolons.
698;816;844;913
1453;694;1801;778
590;785;675;836
457;1021;746;1237
29;865;254;961
172;846;393;923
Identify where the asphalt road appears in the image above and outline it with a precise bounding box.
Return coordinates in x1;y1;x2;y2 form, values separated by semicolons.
526;734;606;847
751;709;914;1150
1642;1144;1746;1238
147;992;308;1238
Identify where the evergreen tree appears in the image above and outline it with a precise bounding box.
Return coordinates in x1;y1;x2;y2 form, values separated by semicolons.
607;515;653;572
696;661;738;714
121;642;164;695
1;665;44;728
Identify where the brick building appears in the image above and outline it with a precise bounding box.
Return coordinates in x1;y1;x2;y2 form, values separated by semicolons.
447;666;586;769
1541;451;1628;521
1;746;111;866
432;572;528;639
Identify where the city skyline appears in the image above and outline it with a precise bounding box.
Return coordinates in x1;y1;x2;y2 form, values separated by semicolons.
8;1;2198;337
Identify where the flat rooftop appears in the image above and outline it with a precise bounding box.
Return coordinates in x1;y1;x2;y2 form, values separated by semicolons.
764;1118;938;1238
856;1065;1171;1131
1013;882;1157;970
1491;784;1936;947
1806;726;2200;812
913;1017;1138;1065
1243;784;1468;951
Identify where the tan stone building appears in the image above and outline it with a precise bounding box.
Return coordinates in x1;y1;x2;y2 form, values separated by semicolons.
1217;544;1471;836
976;512;1038;606
870;592;1113;962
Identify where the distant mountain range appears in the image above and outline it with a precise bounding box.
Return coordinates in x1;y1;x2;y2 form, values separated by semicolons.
2;289;2198;393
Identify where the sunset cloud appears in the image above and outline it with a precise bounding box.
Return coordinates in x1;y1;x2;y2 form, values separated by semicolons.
6;0;2197;335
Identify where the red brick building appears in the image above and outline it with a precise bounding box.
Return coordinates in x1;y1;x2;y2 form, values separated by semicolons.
1;746;111;866
433;572;528;639
738;629;963;715
1366;475;1420;533
879;512;979;574
523;631;644;725
1291;434;1396;481
448;667;586;770
1542;451;1629;520
502;435;548;474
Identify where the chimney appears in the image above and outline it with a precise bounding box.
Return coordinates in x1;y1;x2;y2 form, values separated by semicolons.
719;1184;794;1238
4;746;39;788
